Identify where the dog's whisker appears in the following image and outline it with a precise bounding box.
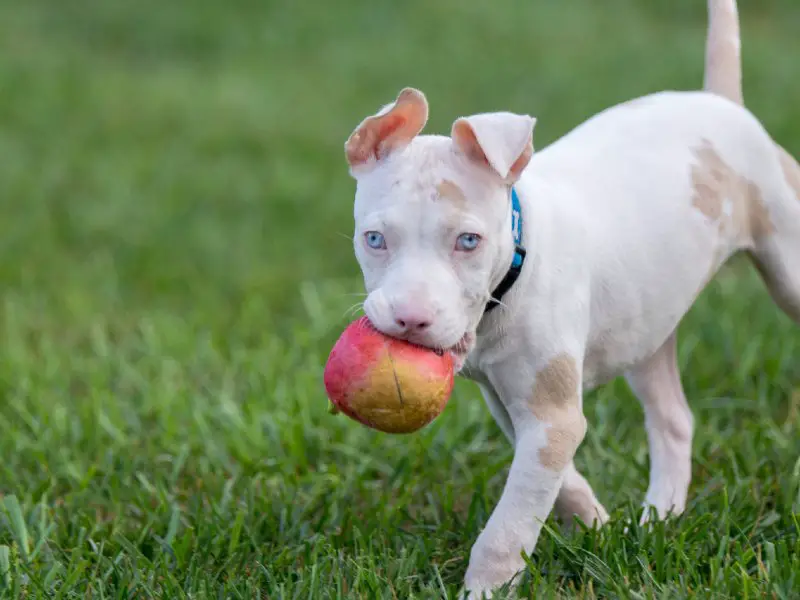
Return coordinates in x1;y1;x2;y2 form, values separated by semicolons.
348;306;365;318
488;296;510;311
342;301;365;319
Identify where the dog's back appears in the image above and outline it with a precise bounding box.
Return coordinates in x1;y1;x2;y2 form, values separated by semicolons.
509;4;800;386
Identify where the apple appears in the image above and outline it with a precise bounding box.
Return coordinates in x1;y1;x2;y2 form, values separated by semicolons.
323;317;455;434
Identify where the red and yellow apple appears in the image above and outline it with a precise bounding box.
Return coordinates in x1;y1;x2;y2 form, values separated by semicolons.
323;317;455;434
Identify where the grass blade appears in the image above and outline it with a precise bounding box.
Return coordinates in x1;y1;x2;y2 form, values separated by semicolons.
0;545;10;589
3;496;30;562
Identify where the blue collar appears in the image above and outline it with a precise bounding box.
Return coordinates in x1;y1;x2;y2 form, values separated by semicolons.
485;186;526;312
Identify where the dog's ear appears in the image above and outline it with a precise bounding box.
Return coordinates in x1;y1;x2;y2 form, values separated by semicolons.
451;112;536;182
345;88;428;170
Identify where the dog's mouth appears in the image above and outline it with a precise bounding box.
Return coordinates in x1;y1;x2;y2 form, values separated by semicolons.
449;333;473;356
368;315;475;372
446;332;475;372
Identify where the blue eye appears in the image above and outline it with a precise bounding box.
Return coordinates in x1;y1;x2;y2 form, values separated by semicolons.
456;233;481;251
365;231;386;250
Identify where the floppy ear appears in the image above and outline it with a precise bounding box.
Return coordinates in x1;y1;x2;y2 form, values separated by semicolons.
451;112;536;182
345;88;429;170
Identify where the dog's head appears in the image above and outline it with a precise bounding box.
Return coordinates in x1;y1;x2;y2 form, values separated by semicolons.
345;88;536;367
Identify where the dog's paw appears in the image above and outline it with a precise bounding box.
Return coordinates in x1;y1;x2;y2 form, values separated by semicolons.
620;502;681;534
461;578;520;600
638;497;685;526
463;555;524;599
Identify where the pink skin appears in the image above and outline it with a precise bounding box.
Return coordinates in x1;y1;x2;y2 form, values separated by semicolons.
324;317;455;432
450;332;475;371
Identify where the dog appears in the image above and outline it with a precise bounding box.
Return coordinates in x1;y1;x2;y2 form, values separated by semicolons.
342;0;800;596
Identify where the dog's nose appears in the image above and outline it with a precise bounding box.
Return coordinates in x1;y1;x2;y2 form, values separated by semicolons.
392;305;433;332
395;316;430;331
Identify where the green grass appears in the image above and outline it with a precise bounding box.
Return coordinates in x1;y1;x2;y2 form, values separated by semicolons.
0;0;798;597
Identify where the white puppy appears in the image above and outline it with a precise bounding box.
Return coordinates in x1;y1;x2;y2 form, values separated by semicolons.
343;0;800;596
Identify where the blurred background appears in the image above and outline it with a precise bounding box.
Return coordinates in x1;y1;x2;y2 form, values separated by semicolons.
0;0;798;596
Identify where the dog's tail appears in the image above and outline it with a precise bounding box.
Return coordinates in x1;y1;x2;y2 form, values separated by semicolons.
704;0;743;106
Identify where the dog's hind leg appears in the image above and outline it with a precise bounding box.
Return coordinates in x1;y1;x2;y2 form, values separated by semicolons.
748;145;800;324
554;461;609;528
624;332;694;523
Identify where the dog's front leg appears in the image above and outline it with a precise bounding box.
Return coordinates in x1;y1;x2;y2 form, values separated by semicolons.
464;353;586;598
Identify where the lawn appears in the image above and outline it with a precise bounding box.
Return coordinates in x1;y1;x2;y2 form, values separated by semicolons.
0;0;798;597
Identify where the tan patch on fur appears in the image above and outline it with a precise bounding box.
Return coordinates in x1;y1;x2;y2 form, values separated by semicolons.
778;145;800;203
691;139;775;247
747;182;775;239
538;428;581;472
528;355;584;471
436;180;467;206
